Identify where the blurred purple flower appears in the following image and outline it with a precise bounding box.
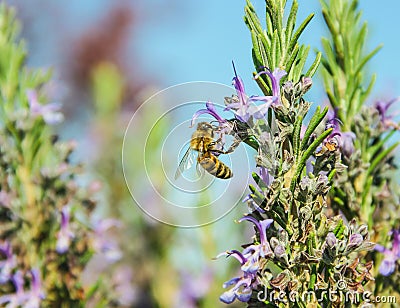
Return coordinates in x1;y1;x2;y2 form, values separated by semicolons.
0;269;45;308
177;269;213;308
92;219;123;263
218;216;274;304
375;98;400;129
112;266;137;307
0;242;17;284
375;230;400;276
56;206;74;254
224;65;279;122
0;190;12;208
27;89;64;125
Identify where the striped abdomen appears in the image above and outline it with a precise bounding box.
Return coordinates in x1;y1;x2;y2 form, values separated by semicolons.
199;152;233;179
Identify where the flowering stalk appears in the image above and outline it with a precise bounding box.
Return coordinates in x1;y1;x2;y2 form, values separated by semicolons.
320;0;400;301
208;64;375;306
0;4;110;306
187;1;380;306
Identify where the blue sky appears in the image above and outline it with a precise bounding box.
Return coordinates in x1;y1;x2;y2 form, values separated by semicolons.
133;0;399;103
21;0;400;104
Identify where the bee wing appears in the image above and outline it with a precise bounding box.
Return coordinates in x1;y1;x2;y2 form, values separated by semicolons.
174;147;197;180
196;161;205;177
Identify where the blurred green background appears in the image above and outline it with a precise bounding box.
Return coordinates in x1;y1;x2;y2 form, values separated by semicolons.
9;1;400;307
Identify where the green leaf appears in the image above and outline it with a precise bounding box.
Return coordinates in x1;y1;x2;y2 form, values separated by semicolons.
327;169;336;182
289;13;314;52
291;128;333;191
285;0;298;49
300;106;329;151
359;73;376;107
333;218;345;238
367;143;399;176
369;131;396;158
271;30;279;69
293;115;303;157
306;52;321;77
353;44;382;78
251;30;265;68
244;1;264;35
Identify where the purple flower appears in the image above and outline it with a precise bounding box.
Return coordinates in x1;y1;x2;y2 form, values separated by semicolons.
375;98;400;129
300;124;307;140
224;65;279;122
220;275;253;304
375;230;400;276
56;206;74;254
346;233;364;251
217;250;256;304
258;166;273;187
191;101;226;127
25;269;45;308
0;242;16;284
325;108;356;157
218;217;274;304
239;216;274;254
191;101;235;146
27;89;64;125
0;269;45;308
254;67;287;99
243;167;273;214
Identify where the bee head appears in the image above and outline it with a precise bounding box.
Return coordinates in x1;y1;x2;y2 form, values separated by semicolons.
197;122;214;132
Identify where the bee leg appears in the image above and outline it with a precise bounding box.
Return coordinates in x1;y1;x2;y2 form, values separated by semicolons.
223;138;241;154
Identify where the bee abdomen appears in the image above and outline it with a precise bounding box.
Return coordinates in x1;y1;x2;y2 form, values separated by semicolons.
199;155;233;179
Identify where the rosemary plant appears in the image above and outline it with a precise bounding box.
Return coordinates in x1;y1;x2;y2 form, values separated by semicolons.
188;0;400;306
0;4;113;307
320;0;400;303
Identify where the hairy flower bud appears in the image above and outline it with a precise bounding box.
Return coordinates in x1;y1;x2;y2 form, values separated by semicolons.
338;240;347;253
274;244;287;259
346;233;364;253
270;237;280;250
326;232;337;248
357;225;369;238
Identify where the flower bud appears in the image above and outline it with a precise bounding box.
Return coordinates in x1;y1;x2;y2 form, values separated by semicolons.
301;76;313;94
270;237;280;250
274;244;286;259
338;240;347;253
357;225;369;238
326;232;337;248
346;233;363;252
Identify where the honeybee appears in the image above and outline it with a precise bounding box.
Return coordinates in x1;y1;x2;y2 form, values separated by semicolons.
315;137;338;156
175;122;234;180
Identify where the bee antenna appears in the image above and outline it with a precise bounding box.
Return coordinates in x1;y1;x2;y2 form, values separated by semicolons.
232;61;239;79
